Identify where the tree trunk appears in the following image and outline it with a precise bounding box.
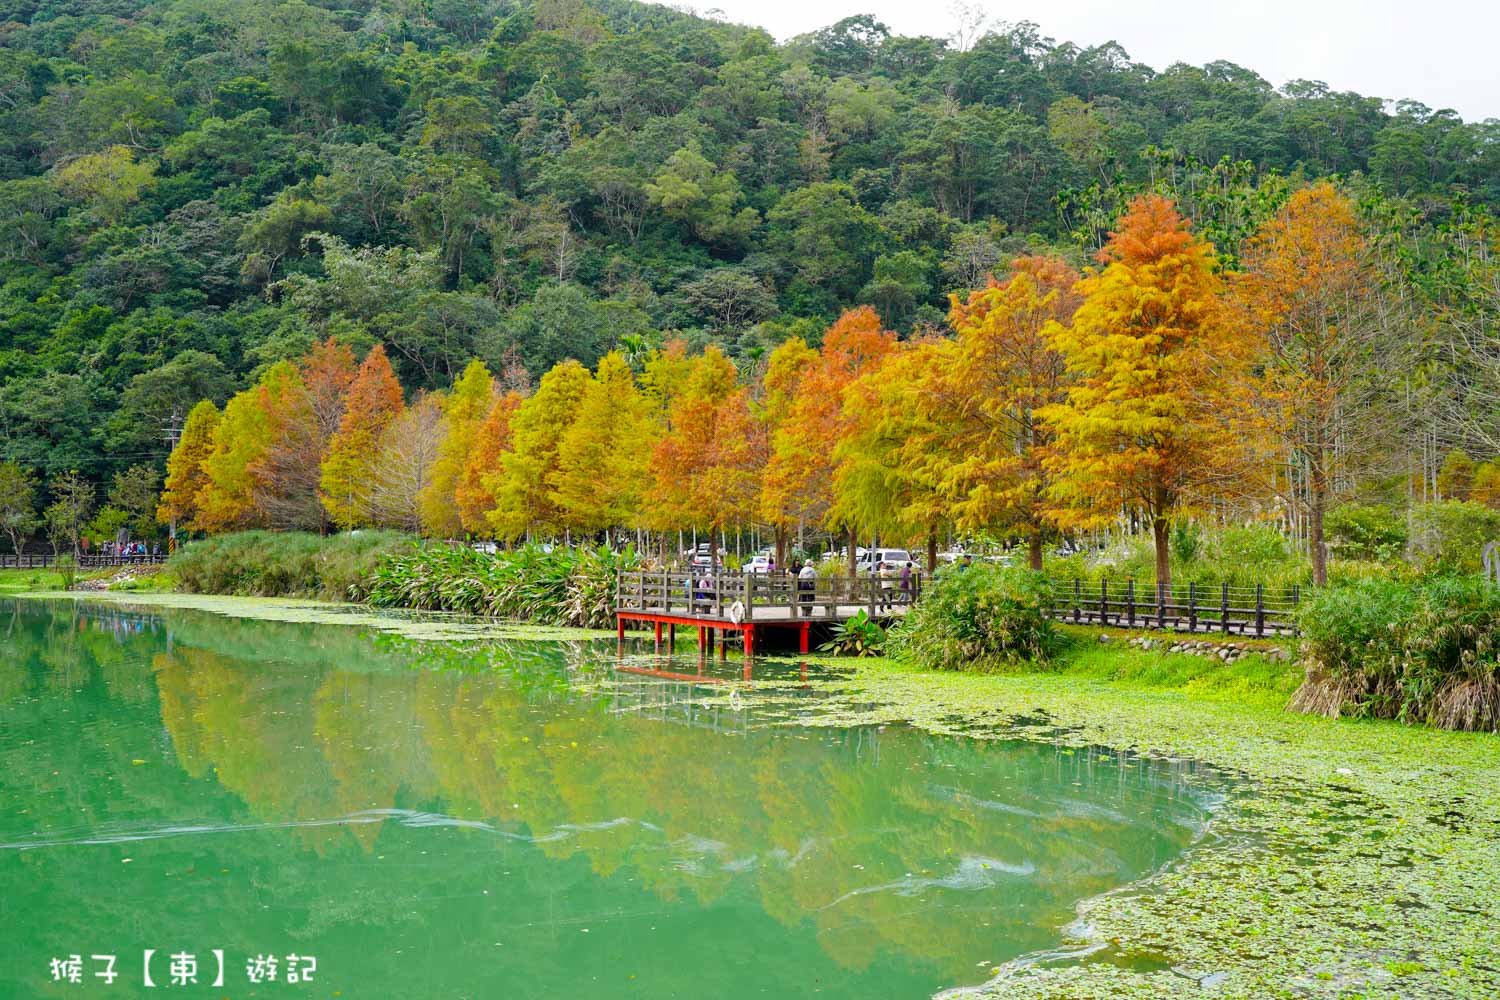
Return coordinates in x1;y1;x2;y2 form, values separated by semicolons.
926;529;938;575
1152;514;1171;590
775;525;787;574
1310;453;1329;586
847;526;857;576
1027;526;1044;571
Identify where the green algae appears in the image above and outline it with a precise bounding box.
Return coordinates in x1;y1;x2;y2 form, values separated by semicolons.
726;658;1499;999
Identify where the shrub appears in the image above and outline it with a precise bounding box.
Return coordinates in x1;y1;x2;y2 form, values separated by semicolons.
1326;504;1408;561
365;542;638;629
889;563;1060;671
168;530;415;600
1292;576;1500;731
819;610;886;656
1407;501;1500;573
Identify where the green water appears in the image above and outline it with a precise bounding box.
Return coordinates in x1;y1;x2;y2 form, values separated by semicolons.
0;599;1220;998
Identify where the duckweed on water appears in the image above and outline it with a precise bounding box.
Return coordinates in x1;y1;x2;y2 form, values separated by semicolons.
725;657;1500;999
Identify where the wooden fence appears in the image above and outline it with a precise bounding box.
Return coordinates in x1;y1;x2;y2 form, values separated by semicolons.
0;553;167;570
616;569;921;622
1046;577;1300;637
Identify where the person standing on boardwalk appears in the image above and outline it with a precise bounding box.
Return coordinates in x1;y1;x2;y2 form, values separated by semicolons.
797;562;816;617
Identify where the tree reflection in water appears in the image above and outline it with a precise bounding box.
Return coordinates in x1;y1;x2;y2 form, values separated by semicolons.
0;599;1223;999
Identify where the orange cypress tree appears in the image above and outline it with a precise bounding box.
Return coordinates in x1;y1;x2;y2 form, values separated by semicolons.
757;336;819;566
648;346;764;539
250;340;356;530
455;390;523;535
762;307;896;570
419;359;495;537
320;344;405;530
1236;182;1386;584
1042;195;1255;587
939;255;1081;569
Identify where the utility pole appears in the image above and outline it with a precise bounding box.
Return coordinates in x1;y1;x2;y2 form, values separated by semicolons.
161;409;184;553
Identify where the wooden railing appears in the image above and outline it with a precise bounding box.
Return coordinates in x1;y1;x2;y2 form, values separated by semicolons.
1046;577;1300;637
0;553;167;570
616;569;921;621
616;569;1298;636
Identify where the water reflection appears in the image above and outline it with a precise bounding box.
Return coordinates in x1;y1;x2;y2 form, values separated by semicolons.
0;599;1223;999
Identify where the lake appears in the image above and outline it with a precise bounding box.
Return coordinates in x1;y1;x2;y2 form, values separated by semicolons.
0;598;1221;997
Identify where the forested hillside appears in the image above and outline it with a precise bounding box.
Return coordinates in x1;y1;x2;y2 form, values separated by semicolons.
0;0;1495;487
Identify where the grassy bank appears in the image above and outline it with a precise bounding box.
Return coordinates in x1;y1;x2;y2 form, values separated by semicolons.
0;566;115;594
755;649;1499;999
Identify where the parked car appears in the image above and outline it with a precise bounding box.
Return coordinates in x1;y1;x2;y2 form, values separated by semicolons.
856;548;916;575
742;553;776;574
687;542;721;571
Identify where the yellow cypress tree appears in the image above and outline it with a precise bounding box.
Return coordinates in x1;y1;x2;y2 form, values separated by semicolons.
486;360;592;540
552;351;652;538
195;366;299;533
938;255;1081;569
1041;195;1256;587
831;339;953;570
157;399;220;534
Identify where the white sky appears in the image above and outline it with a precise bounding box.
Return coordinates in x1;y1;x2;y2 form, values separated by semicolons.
699;0;1499;122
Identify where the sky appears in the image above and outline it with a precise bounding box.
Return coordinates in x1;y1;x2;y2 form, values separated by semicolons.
698;0;1499;122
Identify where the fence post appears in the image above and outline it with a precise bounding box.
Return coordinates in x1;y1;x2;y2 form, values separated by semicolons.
1220;582;1230;635
1073;578;1081;623
868;575;878;619
743;572;753;621
1157;580;1166;629
1126;578;1135;627
1188;581;1197;632
1100;578;1109;627
1255;583;1265;638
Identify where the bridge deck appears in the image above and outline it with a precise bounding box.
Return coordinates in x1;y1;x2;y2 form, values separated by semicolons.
616;569;914;655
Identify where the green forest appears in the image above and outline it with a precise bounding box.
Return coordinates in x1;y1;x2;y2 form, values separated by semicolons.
0;0;1496;489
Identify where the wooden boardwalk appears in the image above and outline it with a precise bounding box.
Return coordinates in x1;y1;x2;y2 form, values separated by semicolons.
616;569;916;654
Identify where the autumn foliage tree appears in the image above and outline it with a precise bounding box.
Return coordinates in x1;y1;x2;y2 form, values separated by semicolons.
367;393;446;532
1043;195;1256;587
648;346;764;541
552;352;652;539
1237;182;1392;584
419;360;494;537
488;359;591;540
251;339;356;530
157;399;220;534
762;307;896;571
456;390;522;535
832;338;952;571
196;366;298;533
938;255;1082;569
320;345;405;530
